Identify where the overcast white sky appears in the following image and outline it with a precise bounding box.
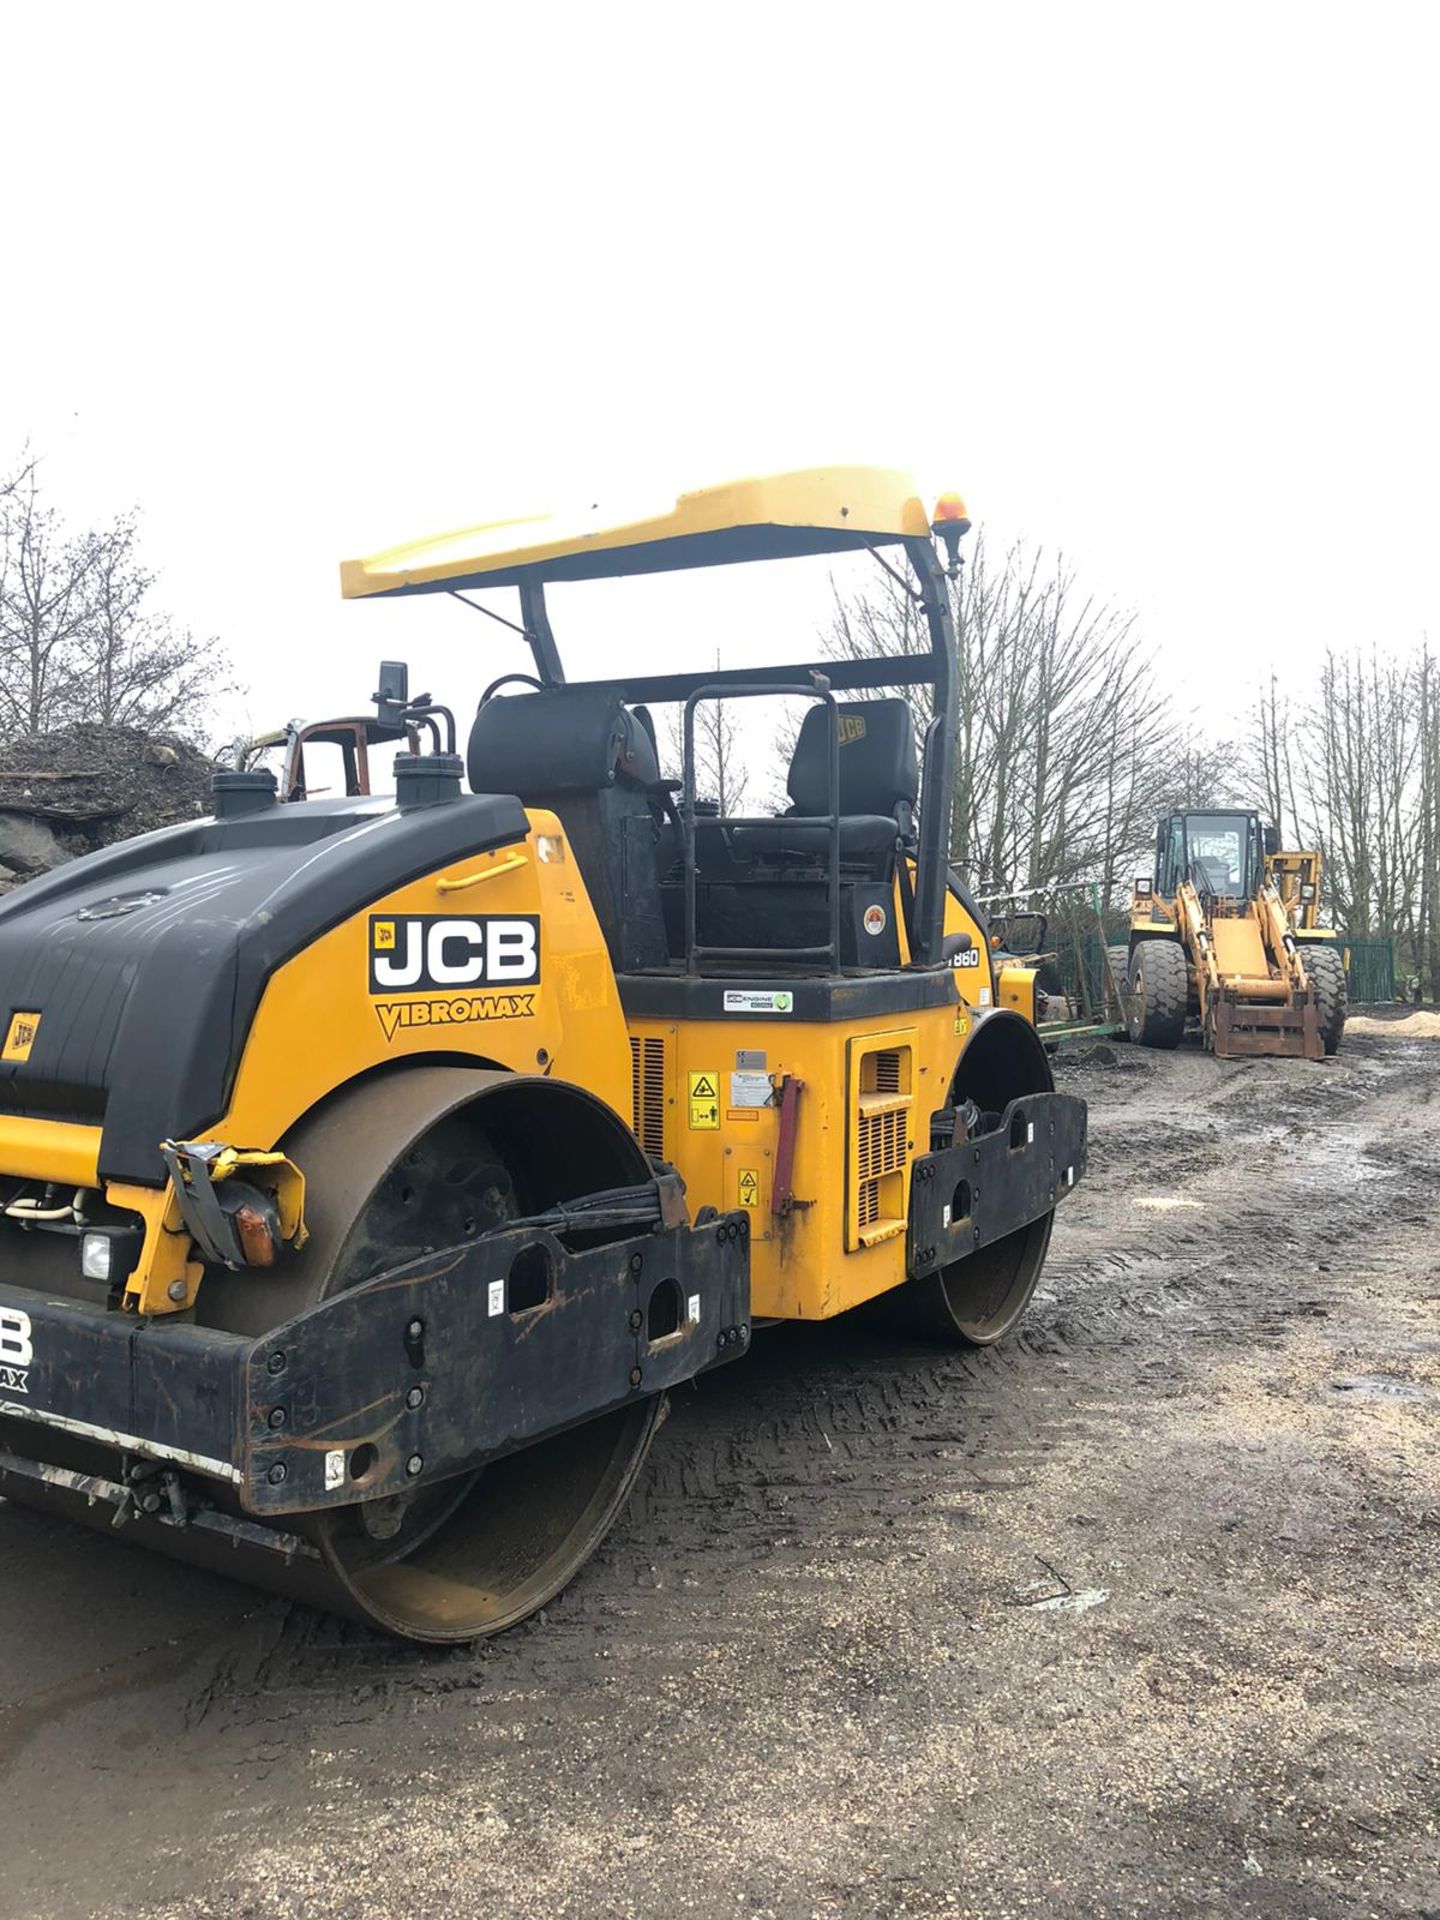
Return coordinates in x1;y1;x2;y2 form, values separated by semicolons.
3;2;1436;763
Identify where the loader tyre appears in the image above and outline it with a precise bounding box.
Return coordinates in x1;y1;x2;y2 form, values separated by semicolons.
1127;938;1188;1049
1106;943;1130;1010
1305;945;1348;1055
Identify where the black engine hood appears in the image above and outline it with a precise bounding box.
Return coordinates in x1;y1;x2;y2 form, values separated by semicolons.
0;791;529;1185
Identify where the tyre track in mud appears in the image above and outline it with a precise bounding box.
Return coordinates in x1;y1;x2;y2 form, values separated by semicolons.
0;1030;1437;1919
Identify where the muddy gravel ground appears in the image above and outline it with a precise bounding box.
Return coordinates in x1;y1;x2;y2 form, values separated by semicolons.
1;1023;1437;1920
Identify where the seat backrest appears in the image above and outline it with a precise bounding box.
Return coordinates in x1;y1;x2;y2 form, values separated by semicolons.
786;698;919;821
467;685;659;797
467;687;666;970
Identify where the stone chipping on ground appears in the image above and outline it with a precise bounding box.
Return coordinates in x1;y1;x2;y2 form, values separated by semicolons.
0;1032;1436;1920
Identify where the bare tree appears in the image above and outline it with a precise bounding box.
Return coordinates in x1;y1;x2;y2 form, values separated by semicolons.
661;653;748;814
0;463;93;735
0;456;224;740
816;535;1182;909
73;512;223;730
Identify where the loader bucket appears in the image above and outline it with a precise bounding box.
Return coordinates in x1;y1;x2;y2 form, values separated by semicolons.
1211;992;1324;1061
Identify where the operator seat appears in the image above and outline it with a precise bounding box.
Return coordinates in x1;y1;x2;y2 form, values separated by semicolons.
467;686;669;971
731;698;919;874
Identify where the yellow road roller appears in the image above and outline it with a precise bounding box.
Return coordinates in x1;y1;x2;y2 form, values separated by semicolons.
0;468;1086;1642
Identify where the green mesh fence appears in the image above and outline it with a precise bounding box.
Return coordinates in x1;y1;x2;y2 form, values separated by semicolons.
1341;937;1395;1003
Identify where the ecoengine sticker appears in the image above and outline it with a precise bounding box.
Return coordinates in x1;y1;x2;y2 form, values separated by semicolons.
722;990;793;1015
0;1306;33;1395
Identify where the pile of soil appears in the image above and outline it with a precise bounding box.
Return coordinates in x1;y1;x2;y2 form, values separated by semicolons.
1347;1007;1440;1037
0;724;216;891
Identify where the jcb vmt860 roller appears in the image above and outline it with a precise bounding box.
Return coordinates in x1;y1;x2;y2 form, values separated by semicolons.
0;470;1086;1642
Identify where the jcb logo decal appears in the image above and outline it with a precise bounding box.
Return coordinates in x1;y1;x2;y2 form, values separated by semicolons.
369;916;540;995
0;1307;33;1395
837;714;867;745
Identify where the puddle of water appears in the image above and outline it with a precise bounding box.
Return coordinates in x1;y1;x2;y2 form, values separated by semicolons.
1013;1581;1110;1614
1024;1586;1109;1615
1330;1373;1437;1404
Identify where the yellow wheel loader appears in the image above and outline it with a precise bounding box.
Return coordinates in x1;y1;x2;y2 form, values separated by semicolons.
0;469;1086;1643
1122;809;1346;1060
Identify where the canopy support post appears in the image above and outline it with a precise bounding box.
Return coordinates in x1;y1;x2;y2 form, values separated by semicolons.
518;577;566;685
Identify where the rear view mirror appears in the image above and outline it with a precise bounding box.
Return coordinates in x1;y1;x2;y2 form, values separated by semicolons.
373;660;410;731
1263;824;1281;856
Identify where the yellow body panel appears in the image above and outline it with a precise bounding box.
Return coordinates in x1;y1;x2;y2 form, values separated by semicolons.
341;467;932;599
940;883;997;1013
1209;912;1271;983
211;815;631;1155
626;998;962;1321
997;964;1040;1023
0;1115;101;1188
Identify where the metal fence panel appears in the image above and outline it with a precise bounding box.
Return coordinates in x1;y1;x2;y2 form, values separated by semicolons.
1342;937;1395;1003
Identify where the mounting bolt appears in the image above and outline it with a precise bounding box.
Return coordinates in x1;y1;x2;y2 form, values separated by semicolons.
167;1279;188;1304
628;1308;644;1332
267;1406;287;1430
406;1318;425;1342
406;1453;424;1477
628;1252;644;1275
266;1350;287;1375
267;1462;287;1485
629;1367;643;1388
405;1385;425;1410
140;1491;162;1514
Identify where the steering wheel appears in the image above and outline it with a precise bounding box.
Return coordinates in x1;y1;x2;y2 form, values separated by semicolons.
478;672;545;706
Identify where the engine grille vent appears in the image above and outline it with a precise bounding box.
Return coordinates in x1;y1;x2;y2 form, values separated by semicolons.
847;1038;914;1248
629;1035;667;1160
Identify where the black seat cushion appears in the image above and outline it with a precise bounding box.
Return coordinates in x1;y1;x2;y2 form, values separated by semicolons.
729;815;901;862
786;698;918;818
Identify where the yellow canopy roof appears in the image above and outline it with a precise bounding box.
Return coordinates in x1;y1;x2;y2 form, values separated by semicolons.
340;466;934;599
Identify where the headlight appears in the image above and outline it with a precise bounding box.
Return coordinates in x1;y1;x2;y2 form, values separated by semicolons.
80;1227;141;1285
81;1232;112;1281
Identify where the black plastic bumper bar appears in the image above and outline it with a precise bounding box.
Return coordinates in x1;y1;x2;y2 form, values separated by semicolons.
0;1205;751;1519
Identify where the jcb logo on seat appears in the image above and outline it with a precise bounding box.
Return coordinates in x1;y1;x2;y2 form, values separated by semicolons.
369;915;541;995
0;1307;33;1394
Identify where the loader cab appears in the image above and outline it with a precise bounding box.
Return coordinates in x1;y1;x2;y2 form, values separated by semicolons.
1156;810;1266;901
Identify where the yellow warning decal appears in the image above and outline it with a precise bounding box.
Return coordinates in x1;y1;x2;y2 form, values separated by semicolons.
687;1071;720;1130
2;1012;40;1063
737;1168;760;1208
